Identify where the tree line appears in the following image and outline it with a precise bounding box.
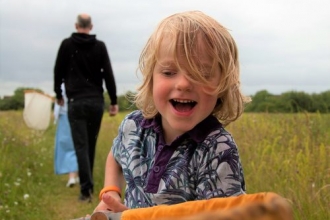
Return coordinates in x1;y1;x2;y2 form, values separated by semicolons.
0;87;138;112
244;90;330;113
0;87;329;113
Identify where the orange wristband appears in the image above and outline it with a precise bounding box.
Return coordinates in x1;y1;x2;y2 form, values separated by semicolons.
99;186;121;200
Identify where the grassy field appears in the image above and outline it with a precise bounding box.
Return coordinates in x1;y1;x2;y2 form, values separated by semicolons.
0;111;329;219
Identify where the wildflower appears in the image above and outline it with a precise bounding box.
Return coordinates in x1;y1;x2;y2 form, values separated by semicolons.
23;194;29;200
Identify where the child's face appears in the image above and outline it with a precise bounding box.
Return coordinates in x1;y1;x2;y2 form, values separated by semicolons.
152;38;220;142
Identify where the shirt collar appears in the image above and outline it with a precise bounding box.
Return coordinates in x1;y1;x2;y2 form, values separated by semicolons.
141;114;222;143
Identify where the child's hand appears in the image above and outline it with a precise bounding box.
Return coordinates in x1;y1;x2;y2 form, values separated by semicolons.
93;191;128;213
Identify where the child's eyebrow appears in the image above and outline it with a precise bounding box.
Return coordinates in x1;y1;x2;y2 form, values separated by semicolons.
157;59;176;67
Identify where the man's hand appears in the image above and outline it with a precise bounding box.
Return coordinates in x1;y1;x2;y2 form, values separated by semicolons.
109;104;119;116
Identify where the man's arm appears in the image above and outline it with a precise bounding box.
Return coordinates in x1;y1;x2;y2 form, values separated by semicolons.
54;40;68;100
100;42;117;106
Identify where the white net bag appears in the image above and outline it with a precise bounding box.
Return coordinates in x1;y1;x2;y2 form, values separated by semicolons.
23;90;53;130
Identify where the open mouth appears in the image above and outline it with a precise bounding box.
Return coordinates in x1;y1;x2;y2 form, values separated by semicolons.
170;99;197;112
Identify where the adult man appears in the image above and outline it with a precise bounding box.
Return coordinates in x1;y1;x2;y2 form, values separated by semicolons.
54;13;118;202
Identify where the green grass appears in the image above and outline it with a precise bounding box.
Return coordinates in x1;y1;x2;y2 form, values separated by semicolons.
0;111;329;219
0;111;123;219
227;113;330;220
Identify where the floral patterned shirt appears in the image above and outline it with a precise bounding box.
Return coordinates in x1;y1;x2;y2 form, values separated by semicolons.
112;110;245;208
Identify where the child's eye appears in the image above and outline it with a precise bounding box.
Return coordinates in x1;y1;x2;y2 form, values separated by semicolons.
162;70;176;76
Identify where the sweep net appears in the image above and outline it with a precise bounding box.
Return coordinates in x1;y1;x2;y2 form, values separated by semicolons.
23;90;53;130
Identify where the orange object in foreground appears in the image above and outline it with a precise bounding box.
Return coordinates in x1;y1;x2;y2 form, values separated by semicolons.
73;192;293;220
120;192;293;220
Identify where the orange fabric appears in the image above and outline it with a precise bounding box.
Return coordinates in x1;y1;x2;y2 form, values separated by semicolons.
120;192;292;220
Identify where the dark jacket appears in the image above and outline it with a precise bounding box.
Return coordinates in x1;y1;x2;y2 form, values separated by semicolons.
54;33;117;105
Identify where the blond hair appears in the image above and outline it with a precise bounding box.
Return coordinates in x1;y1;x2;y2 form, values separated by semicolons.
133;11;250;126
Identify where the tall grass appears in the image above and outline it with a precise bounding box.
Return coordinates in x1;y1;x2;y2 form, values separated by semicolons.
0;111;123;219
227;113;330;219
0;111;329;219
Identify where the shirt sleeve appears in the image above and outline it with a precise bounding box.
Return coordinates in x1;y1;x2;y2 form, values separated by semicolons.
111;112;137;164
53;103;60;124
111;119;124;164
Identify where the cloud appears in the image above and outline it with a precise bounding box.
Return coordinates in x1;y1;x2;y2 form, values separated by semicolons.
0;0;329;97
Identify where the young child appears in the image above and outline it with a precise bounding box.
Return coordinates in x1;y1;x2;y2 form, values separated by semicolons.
94;10;250;212
53;83;79;188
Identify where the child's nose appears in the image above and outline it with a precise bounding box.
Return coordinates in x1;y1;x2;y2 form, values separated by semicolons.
175;74;193;91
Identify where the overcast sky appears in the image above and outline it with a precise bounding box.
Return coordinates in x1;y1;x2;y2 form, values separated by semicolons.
0;0;329;98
